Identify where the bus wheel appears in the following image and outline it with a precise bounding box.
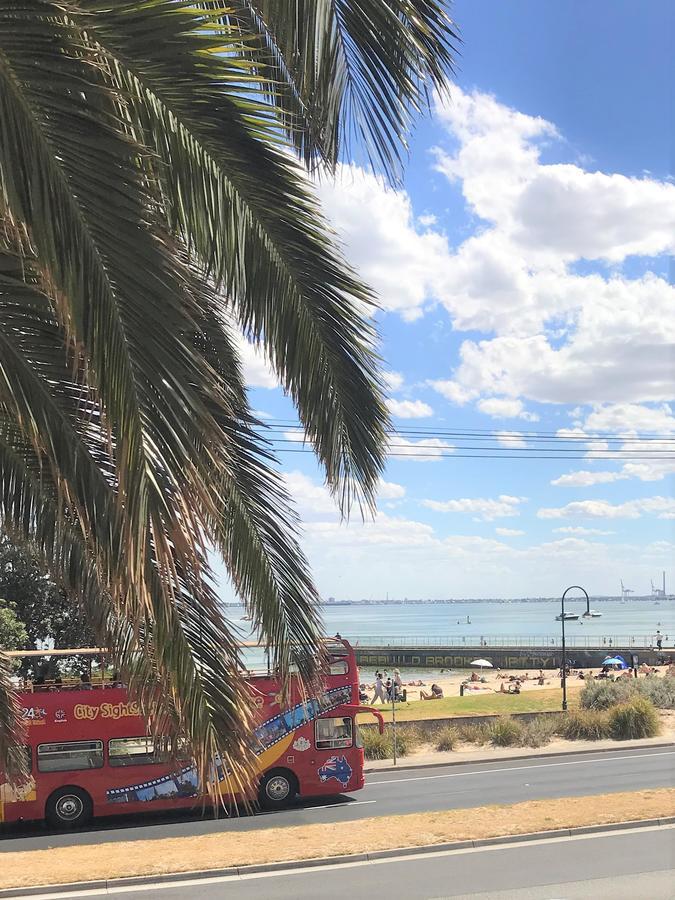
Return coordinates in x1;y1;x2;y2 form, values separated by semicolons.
46;787;92;829
259;769;297;809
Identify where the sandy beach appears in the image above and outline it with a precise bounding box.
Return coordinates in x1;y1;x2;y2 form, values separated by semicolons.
361;664;674;703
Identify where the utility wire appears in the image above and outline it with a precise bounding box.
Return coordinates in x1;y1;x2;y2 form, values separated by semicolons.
270;440;673;458
273;447;673;461
261;421;675;443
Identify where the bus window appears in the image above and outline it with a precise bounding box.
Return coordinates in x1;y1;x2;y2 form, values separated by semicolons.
315;717;352;750
108;737;158;767
329;660;349;675
37;740;103;773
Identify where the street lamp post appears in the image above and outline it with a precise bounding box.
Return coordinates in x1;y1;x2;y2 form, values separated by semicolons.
560;585;589;711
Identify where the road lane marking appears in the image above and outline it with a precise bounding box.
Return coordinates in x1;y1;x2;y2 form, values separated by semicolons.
367;750;675;786
303;800;377;811
254;799;377;819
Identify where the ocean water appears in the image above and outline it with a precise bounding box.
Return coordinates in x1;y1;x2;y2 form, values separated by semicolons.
232;599;674;675
229;600;674;645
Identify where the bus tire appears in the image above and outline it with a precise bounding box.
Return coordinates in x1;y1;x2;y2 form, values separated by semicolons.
258;769;297;809
46;786;93;829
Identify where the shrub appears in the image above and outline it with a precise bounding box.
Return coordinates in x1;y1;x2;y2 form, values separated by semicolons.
562;708;612;740
457;722;490;744
361;725;417;760
609;697;660;740
362;728;390;760
489;717;524;747
636;676;675;710
434;726;457;752
580;679;634;710
520;715;558;748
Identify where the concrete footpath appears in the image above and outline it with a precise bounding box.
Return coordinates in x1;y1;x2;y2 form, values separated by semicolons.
365;734;675;773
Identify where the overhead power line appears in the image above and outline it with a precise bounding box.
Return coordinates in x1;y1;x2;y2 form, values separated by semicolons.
260;421;675;443
256;420;675;462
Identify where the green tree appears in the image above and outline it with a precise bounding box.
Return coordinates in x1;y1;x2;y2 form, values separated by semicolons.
0;600;27;651
0;536;95;652
0;1;457;780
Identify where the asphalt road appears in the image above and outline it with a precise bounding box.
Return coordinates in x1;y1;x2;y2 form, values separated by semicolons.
24;827;675;900
1;747;673;852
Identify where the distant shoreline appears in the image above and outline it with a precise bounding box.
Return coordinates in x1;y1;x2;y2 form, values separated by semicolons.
224;596;672;607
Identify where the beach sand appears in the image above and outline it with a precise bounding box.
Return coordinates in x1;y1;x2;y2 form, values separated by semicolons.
361;664;674;701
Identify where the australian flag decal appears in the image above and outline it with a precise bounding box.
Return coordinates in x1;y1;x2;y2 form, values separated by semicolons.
317;755;352;788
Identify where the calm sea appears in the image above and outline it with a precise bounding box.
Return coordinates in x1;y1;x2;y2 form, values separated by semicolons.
229;600;674;645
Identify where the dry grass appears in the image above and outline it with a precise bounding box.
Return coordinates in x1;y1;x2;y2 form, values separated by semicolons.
1;789;673;890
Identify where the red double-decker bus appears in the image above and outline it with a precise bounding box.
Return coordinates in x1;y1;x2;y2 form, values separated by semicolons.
0;639;383;828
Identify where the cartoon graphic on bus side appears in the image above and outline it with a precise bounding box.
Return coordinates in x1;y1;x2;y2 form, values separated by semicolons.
317;756;352;788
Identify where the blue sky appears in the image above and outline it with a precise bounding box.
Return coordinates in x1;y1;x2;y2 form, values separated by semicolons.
217;0;675;601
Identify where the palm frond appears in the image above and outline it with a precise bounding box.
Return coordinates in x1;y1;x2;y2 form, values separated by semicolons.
234;0;459;179
0;651;25;776
188;298;324;683
0;232;322;786
76;0;390;511
0;411;257;794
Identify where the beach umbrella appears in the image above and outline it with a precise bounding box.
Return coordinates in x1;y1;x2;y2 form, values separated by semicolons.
602;656;628;669
470;659;493;673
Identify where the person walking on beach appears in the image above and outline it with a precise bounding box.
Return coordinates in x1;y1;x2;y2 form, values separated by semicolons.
654;631;663;651
371;672;386;704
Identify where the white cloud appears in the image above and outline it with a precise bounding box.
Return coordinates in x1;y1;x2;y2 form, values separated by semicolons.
538;496;675;520
435;88;675;264
427;88;675;411
477;397;539;421
553;526;615;536
315;164;450;321
284;470;337;521
389;436;454;462
210;473;671;600
445;274;675;405
495;431;527;448
580;403;675;434
383;371;405;392
386;398;434;419
312;90;674;420
423;495;526;521
283;429;308;443
619;459;675;482
495;527;525;536
236;335;278;389
551;470;624;487
428;379;472;405
377;479;406;501
418;213;438;227
548;424;675;485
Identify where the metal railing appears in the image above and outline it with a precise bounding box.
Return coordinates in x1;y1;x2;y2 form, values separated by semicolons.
351;634;665;649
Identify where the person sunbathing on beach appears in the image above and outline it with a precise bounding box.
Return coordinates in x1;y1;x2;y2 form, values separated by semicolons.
420;683;443;700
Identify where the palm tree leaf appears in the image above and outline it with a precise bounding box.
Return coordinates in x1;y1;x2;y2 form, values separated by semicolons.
178;293;324;683
234;0;459;179
0;256;257;786
0;9;229;571
0;412;257;795
0;248;322;785
75;0;389;511
0;651;25;777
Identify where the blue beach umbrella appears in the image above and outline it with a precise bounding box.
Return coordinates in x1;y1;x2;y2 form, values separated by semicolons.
602;656;628;668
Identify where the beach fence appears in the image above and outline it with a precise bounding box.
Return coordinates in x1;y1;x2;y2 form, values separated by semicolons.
352;634;661;649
